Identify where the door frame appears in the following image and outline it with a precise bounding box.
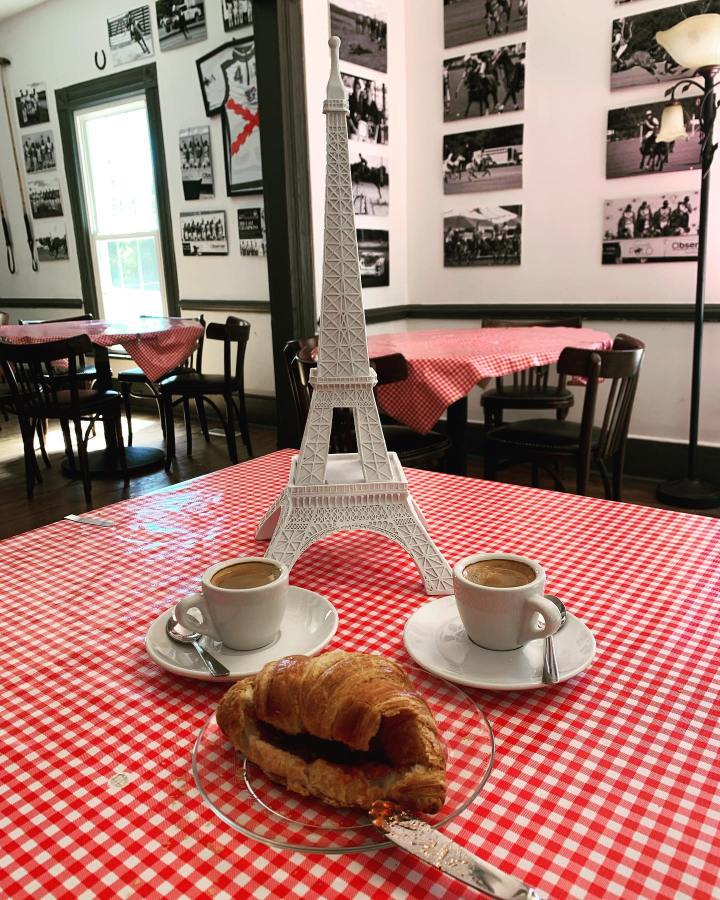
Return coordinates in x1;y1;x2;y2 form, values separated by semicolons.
56;64;179;318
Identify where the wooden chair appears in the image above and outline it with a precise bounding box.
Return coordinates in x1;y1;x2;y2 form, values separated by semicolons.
483;334;645;500
118;315;206;446
0;311;11;422
19;314;98;384
480;317;583;428
159;316;252;469
0;334;128;507
284;336;451;470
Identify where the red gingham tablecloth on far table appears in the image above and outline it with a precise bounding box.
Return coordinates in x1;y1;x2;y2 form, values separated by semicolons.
0;317;204;382
367;327;612;433
1;450;719;899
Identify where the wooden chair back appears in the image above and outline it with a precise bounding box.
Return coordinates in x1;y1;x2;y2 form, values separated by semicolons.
482;317;583;392
0;312;9;327
557;333;645;488
205;316;250;388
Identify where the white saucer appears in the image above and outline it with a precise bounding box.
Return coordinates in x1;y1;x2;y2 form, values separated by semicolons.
145;587;338;682
403;595;595;691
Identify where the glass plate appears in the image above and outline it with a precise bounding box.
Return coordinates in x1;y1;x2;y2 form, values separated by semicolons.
191;664;494;853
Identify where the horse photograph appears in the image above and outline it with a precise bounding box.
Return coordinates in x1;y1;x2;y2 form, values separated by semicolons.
330;0;387;73
444;0;528;50
611;1;720;90
107;6;154;67
444;205;522;267
443;123;523;194
35;221;68;262
444;42;525;122
349;149;388;216
602;190;699;265
606;98;702;179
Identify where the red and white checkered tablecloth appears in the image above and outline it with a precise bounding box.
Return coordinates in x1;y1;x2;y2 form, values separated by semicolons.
367;327;613;434
1;450;718;899
0;317;204;383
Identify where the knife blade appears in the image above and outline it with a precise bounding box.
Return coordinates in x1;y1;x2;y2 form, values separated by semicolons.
370;801;546;899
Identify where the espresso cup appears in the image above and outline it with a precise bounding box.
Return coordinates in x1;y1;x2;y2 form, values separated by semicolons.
453;553;562;651
174;557;289;651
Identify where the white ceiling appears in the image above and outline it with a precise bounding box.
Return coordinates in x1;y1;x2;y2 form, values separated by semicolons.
0;0;49;22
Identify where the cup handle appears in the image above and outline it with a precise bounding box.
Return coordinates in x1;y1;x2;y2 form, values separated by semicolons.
175;593;221;642
520;595;562;644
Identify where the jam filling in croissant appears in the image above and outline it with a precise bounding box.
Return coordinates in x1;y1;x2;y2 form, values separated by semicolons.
216;650;448;813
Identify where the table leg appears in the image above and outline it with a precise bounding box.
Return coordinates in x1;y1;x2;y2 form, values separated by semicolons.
61;345;165;479
446;396;468;476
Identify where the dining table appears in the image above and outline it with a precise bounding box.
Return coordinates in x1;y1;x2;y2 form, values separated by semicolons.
0;316;204;476
366;326;613;475
1;449;718;899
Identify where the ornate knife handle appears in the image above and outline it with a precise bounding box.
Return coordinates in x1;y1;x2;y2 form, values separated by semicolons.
370;802;547;900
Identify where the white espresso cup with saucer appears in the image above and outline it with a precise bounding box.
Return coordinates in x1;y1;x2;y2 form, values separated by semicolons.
175;557;289;651
453;553;562;651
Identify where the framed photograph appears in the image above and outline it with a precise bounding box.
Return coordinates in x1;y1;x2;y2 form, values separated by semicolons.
606;98;702;178
342;73;388;144
196;38;262;194
443;124;523;194
107;6;154;66
22;130;56;173
445;0;528;50
444;42;525;122
349;148;388;216
330;0;387;73
611;1;720;91
179;126;214;200
602;190;700;264
28;178;63;219
237;207;266;256
444;204;522;267
15;83;49;129
35;220;68;262
180;210;228;256
222;0;253;31
156;0;207;52
357;229;389;287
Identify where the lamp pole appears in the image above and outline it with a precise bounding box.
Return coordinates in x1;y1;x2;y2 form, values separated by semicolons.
656;66;720;509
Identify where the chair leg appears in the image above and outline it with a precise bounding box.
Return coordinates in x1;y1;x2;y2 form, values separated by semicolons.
531;462;540;488
612;454;624;502
121;383;133;447
483;446;498;481
21;427;37;499
114;410;129;488
196;397;210;442
163;395;176;473
73;417;92;509
597;460;613;501
235;392;253;458
223;393;238;464
182;397;192;456
36;418;51;468
60;419;75;471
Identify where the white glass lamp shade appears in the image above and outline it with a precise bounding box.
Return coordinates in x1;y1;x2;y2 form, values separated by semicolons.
656;103;688;143
656;14;720;69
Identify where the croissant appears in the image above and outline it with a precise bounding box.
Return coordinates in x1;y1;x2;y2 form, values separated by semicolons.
216;651;447;814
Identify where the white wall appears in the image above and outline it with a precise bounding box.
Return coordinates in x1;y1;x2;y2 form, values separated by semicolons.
0;0;274;396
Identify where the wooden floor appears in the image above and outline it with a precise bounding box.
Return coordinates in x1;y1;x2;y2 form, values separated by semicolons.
0;411;716;540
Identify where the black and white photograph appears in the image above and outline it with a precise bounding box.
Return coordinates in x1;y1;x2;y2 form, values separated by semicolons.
444;0;528;50
35;220;68;262
443;124;523;194
107;6;154;66
197;38;262;194
222;0;252;31
23;130;55;173
180;210;228;256
179;126;214;200
349;148;388;216
237;207;266;256
28;178;63;219
444;42;525;122
357;228;389;287
156;0;206;51
330;0;387;73
611;1;720;90
14;83;49;129
606;98;702;178
342;73;388;144
444;205;522;267
602;190;700;264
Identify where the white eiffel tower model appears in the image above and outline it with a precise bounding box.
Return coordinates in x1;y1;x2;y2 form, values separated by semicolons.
256;37;452;595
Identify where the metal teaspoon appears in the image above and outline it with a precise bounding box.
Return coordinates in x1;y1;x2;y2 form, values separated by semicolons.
542;595;567;685
165;613;231;677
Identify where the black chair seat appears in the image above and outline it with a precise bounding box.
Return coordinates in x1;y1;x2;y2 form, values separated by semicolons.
486;418;600;453
482;385;574;409
383;424;451;462
158;371;240;394
119;365;190;384
47;388;122;416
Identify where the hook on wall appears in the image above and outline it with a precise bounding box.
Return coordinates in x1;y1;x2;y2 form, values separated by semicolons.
94;50;107;71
